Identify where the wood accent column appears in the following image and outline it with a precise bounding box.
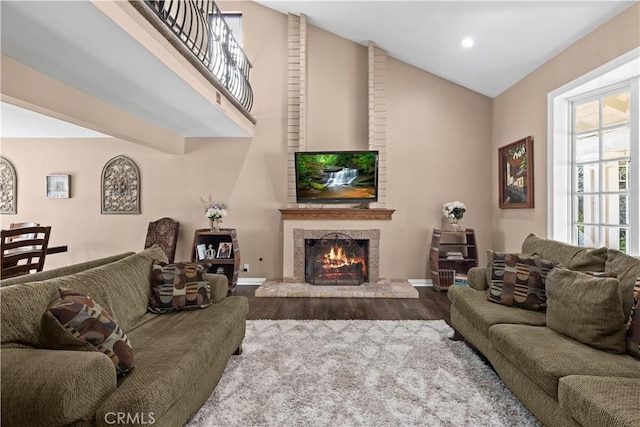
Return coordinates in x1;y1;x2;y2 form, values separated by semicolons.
287;13;307;206
368;42;387;207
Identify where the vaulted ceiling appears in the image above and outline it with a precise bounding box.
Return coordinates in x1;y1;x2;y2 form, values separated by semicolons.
256;0;637;97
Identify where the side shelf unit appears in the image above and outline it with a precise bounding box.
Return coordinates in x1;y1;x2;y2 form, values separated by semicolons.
191;228;240;295
429;228;478;291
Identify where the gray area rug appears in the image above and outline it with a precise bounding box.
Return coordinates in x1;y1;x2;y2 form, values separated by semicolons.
187;320;539;426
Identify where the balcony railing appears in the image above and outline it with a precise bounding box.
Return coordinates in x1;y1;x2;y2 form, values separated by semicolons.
140;0;253;113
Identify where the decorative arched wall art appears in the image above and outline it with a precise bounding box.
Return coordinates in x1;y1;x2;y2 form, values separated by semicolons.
0;156;17;214
101;155;141;214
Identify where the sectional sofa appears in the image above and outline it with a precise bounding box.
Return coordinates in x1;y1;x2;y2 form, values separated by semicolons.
448;234;640;427
1;246;249;426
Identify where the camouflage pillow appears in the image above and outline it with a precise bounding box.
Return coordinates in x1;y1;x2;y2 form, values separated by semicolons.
487;252;556;311
41;288;134;375
149;260;211;313
626;277;640;359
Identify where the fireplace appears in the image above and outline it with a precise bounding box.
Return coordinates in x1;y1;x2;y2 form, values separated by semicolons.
305;233;369;285
292;229;380;284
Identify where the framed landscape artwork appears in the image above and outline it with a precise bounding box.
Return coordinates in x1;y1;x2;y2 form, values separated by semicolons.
498;136;534;209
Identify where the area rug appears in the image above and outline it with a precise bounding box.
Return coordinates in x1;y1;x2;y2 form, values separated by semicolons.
187;320;539;426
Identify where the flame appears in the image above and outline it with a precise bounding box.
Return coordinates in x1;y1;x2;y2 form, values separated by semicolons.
320;245;367;275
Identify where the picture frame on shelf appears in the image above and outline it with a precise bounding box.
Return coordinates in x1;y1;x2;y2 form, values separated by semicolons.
498;136;534;209
196;243;207;261
46;174;70;199
216;242;232;259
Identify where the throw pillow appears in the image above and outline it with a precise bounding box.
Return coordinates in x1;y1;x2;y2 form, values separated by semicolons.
605;249;640;325
521;233;608;271
41;288;134;375
149;261;211;313
625;277;640;359
546;268;626;354
487;252;556;311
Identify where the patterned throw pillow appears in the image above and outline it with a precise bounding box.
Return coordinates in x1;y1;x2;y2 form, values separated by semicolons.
487;252;556;311
149;261;211;313
626;277;640;359
41;288;134;375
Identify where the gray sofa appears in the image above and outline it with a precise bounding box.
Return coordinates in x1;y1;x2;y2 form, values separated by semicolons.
448;234;640;427
1;246;249;426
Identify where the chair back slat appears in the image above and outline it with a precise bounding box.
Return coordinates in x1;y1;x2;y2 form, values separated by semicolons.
1;226;51;279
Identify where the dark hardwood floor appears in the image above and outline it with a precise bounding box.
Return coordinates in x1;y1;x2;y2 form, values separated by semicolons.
234;286;451;324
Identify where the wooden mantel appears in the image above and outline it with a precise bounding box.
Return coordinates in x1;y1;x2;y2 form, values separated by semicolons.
279;208;395;221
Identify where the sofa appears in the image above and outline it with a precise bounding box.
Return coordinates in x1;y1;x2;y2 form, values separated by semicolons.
1;246;249;427
448;234;640;427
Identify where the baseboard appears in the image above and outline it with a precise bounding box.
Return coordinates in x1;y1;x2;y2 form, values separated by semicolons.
238;278;267;286
409;279;432;287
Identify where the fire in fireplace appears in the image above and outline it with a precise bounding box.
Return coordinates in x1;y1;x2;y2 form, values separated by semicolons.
305;233;369;285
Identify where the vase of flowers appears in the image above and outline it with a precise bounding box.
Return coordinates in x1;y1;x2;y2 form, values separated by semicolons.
201;196;229;232
442;201;466;232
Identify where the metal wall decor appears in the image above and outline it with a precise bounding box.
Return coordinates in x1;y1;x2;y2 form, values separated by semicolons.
0;156;17;214
101;155;141;214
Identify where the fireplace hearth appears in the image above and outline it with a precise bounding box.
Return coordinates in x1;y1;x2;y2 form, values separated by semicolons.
305;233;368;285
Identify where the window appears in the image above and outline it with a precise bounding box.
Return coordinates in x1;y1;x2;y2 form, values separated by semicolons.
222;13;243;47
572;89;631;251
548;48;639;255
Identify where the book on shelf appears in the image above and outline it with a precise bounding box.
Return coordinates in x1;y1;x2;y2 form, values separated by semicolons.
445;251;464;260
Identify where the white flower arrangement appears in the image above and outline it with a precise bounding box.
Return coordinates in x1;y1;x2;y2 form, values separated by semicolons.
442;201;466;220
200;195;229;220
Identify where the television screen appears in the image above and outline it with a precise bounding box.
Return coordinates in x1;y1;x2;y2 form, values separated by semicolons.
295;150;378;204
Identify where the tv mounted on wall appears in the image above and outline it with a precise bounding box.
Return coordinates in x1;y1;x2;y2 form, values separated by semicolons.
294;150;379;204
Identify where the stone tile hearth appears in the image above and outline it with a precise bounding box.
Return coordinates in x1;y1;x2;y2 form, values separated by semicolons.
255;279;418;298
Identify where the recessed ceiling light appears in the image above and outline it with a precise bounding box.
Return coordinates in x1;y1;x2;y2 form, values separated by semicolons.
461;37;474;48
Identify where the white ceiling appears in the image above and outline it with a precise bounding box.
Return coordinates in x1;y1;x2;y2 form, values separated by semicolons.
0;0;250;141
1;102;108;138
255;0;638;97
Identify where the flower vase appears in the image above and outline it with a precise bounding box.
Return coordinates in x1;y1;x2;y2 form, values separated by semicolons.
449;217;461;232
209;218;221;232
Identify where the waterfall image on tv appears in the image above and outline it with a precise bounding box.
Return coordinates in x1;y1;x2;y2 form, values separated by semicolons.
295;151;378;203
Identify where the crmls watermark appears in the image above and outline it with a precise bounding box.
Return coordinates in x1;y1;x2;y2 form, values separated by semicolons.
104;412;156;425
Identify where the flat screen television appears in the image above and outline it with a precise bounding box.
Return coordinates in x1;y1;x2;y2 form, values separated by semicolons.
294;150;379;204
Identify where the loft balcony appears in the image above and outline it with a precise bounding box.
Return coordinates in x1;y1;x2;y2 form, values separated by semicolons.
0;0;255;154
133;0;253;114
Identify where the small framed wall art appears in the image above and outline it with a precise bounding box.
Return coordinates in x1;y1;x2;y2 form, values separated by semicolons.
498;136;534;209
46;174;70;199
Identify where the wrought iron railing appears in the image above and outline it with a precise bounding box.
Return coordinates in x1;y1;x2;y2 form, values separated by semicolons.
141;0;253;113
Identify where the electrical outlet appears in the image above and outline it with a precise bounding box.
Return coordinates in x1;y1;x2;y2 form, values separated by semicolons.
243;264;249;272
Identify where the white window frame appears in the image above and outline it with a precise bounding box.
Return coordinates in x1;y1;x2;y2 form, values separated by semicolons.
547;47;640;255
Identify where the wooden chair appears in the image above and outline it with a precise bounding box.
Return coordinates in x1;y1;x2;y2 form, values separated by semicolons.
144;218;179;263
1;226;51;278
8;222;40;246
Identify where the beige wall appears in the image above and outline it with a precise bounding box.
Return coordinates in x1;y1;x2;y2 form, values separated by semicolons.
307;25;369;151
15;1;639;279
492;3;640;252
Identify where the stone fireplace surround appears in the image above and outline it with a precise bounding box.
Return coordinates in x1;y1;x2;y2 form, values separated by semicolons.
294;228;380;283
255;224;418;298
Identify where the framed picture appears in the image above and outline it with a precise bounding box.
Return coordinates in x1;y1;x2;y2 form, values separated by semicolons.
498;136;534;209
196;243;207;261
216;242;233;259
46;174;70;199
